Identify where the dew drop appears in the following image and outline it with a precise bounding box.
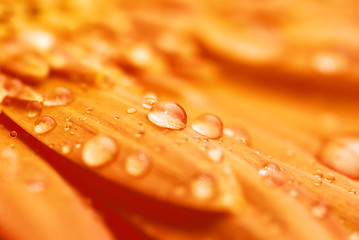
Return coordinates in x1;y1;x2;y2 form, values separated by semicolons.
147;101;187;130
313;176;323;186
86;107;93;114
82;135;118;168
34;116;57;134
9;131;17;138
43;87;74;107
223;125;250;145
311;203;328;219
324;172;336;183
258;163;284;186
142;93;158;109
191;114;223;139
319;137;359;179
208;147;224;163
26;101;42;118
127;107;137;114
191;174;216;200
124;152;151;177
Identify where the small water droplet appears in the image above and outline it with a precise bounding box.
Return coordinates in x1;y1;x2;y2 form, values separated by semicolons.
191;174;216;200
319;137;359;179
324;172;336;183
43;87;74;107
82;135;118;168
192;114;223;139
258;163;284;186
208;147;224;163
61;143;72;155
25;179;46;193
26;101;42;118
311;203;328;219
10;131;17;138
34;116;57;134
142;93;158;109
313;176;323;186
127;107;137;114
86;107;93;114
314;169;324;178
148;101;187;130
124;152;151;177
223;125;250;145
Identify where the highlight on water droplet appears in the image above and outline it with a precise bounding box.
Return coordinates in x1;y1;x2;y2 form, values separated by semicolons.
147;101;187;130
82;135;118;168
191;174;216;200
26;101;42;118
318;137;359;179
34;116;57;134
258;163;284;186
124;152;151;177
208;146;224;163
43;87;74;106
191;113;223;139
142;93;158;109
127;107;137;114
9;131;17;138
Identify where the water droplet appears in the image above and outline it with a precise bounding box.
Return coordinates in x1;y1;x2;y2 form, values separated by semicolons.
34;116;57;134
26;101;42;118
4;78;24;97
191;174;216;200
43;87;74;107
349;188;357;195
115;115;120;120
142;93;158;109
127;107;137;114
61;143;72;155
208;147;224;163
124;152;151;177
258;163;284;186
314;169;324;178
86;107;93;114
313;176;323;186
223;125;250;145
192;114;223;139
324;172;336;183
9;131;17;138
311;203;328;218
148;101;187;130
349;232;359;240
64;122;73;131
82;135;118;168
319;137;359;179
25;179;46;193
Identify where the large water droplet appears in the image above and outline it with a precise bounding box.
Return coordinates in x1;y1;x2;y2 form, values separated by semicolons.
43;87;74;106
26;101;42;118
82;135;118;168
191;174;216;200
319;137;359;179
191;114;223;139
34;116;57;134
124;152;151;177
148;101;187;130
258;163;284;186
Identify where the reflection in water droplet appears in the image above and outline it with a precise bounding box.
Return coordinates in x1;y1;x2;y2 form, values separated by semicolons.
43;87;74;106
258;163;284;186
223;125;250;145
34;116;57;134
10;131;17;138
142;93;158;109
26;101;42;118
192;114;223;139
148;101;187;130
319;137;359;179
324;172;336;183
86;107;93;114
191;174;216;200
124;152;151;177
127;108;137;114
311;203;328;219
25;179;46;193
208;147;224;163
82;135;118;168
313;176;323;186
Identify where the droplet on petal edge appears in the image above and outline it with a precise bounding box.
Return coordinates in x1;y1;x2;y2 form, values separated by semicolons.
124;152;151;177
82;135;118;168
142;93;158;109
26;101;42;118
34;116;57;134
191;114;223;139
318;137;359;179
43;87;74;107
148;101;187;130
